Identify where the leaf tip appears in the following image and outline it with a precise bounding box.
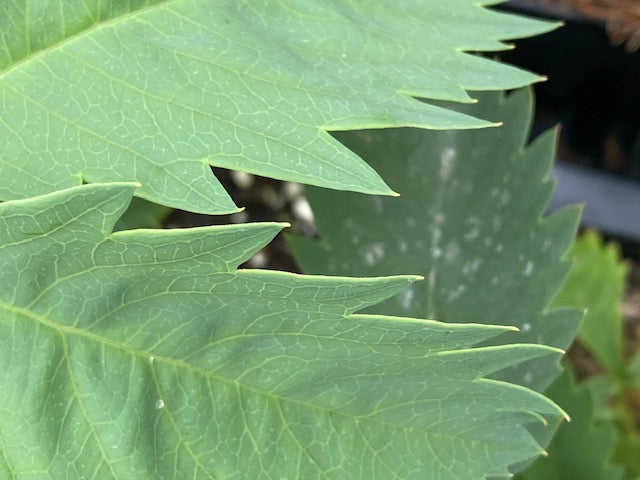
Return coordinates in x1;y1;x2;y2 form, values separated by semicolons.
546;346;567;356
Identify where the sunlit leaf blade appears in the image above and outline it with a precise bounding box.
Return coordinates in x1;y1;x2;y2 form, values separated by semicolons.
289;89;582;392
552;231;627;373
0;1;556;214
517;370;624;480
0;183;569;479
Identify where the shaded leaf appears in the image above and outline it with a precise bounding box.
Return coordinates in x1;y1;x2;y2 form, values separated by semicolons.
0;1;556;213
290;89;581;392
612;435;640;479
552;232;640;479
517;370;624;480
552;231;627;373
628;352;640;388
0;183;569;479
114;197;172;231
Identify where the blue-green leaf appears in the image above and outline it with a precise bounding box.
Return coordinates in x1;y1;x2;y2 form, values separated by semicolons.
0;1;556;213
290;89;581;392
0;183;569;479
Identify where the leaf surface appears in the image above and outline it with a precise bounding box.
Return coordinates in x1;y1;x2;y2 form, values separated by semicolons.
548;232;639;479
0;0;555;213
517;370;624;480
0;183;569;479
289;89;582;391
552;231;627;372
113;197;172;231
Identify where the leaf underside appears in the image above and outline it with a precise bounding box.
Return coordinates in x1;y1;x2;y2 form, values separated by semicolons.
0;0;556;213
0;183;567;479
289;89;582;393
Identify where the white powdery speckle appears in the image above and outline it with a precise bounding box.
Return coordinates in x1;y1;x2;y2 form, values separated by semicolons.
523;261;534;277
432;228;442;245
463;227;479;242
372;196;384;214
439;147;456;181
398;286;415;310
444;240;460;263
362;243;385;266
462;258;483;276
498;191;511;207
521;322;531;333
447;285;466;302
155;399;165;410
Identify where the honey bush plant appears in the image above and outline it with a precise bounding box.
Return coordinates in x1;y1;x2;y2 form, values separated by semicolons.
0;1;601;478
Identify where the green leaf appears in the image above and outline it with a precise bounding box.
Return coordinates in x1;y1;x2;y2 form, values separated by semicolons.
1;183;569;479
587;373;640;475
0;1;556;214
628;352;640;388
552;231;627;373
289;89;582;392
553;233;639;478
113;197;172;231
613;434;640;479
517;370;624;480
